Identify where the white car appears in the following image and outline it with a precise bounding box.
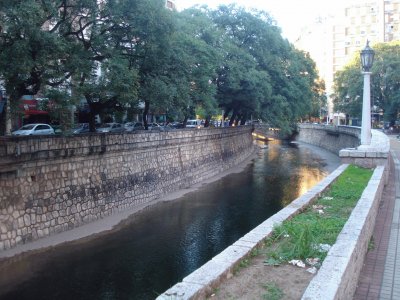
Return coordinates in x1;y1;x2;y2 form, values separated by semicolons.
186;120;201;128
11;123;55;136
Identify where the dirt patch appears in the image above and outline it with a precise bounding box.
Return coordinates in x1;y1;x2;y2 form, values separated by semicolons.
211;254;315;300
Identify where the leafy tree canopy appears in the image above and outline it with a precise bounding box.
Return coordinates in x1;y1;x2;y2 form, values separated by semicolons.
0;1;322;134
333;41;400;124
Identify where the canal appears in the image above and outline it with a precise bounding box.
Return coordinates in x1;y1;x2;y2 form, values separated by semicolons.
0;140;340;300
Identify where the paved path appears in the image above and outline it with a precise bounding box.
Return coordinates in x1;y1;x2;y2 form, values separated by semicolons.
354;137;400;299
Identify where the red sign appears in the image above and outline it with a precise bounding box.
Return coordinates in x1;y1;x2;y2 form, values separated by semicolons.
20;99;48;115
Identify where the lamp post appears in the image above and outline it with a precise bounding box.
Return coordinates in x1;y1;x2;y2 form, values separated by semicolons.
379;108;384;127
360;41;375;145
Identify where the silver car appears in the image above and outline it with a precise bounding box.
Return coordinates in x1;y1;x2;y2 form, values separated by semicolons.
96;123;125;133
124;122;144;132
11;123;55;136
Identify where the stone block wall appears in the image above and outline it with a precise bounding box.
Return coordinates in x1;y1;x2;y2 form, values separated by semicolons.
297;124;360;155
0;127;254;251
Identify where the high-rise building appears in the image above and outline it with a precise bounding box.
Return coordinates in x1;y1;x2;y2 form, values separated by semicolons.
166;0;176;11
295;0;400;121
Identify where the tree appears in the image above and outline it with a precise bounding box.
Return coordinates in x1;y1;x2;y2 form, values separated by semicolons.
211;5;275;126
57;0;141;131
210;5;319;132
168;7;221;126
0;1;322;135
0;0;141;132
333;41;400;125
0;0;73;133
117;0;176;129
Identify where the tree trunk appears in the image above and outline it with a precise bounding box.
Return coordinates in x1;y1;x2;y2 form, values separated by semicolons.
240;113;247;125
87;101;97;132
204;116;211;128
5;99;12;135
223;108;231;126
229;109;237;126
143;101;149;130
183;116;188;128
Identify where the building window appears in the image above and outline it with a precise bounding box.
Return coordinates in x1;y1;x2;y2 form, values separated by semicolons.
166;0;175;10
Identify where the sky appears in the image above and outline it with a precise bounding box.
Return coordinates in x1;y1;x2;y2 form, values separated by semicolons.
177;0;350;41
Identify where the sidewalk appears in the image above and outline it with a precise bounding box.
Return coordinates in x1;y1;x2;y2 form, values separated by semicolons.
354;137;400;299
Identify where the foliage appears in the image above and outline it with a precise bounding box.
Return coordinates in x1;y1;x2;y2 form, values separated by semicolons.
0;0;71;105
262;282;284;300
0;1;322;133
333;41;400;123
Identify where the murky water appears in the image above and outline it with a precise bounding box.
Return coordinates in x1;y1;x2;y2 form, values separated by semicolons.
0;140;340;300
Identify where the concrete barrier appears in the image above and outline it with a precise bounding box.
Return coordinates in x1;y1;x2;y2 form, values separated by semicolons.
302;165;386;300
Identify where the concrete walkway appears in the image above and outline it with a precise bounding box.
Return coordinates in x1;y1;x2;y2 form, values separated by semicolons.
354;136;400;299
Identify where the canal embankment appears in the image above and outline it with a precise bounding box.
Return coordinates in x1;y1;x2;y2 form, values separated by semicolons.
0;127;255;252
157;124;391;300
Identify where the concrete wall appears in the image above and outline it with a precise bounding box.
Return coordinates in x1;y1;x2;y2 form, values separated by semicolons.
302;165;387;300
296;124;360;155
297;124;390;174
0;127;255;251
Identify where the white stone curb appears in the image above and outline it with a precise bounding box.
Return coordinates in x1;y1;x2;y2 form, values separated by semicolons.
156;164;349;300
302;165;386;300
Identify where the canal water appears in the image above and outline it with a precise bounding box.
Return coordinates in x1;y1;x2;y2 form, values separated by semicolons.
0;141;340;300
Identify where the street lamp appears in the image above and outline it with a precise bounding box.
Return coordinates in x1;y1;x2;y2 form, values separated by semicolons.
360;41;375;145
379;108;384;126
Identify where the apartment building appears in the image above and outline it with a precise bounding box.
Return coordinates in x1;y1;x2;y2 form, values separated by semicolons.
166;0;176;10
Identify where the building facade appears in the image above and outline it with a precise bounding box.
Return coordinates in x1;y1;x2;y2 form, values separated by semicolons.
166;0;176;10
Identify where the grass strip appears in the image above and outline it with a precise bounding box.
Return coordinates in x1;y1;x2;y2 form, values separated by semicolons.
264;164;373;265
262;282;284;300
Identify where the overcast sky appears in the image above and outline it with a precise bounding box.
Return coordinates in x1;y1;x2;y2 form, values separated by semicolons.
177;0;351;41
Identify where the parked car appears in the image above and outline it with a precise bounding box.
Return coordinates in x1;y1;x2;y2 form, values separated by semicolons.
148;123;164;131
96;123;125;133
51;125;63;135
11;123;55;136
186;119;201;128
124;122;144;132
72;123;90;134
169;122;184;129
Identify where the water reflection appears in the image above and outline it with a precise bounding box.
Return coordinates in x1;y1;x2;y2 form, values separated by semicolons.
0;140;340;300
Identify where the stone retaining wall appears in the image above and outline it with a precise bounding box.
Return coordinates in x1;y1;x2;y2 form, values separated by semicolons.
296;124;360;155
0;127;254;251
